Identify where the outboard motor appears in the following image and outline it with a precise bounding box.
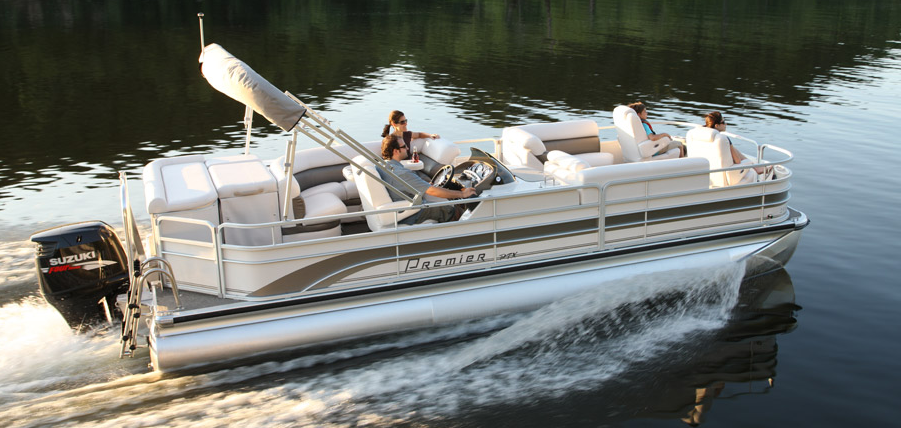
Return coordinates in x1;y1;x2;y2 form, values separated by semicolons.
31;221;130;330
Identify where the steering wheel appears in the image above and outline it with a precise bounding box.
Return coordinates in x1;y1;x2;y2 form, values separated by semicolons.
430;164;453;188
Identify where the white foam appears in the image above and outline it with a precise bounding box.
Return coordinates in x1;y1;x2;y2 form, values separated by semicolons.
0;239;36;290
0;298;138;403
0;262;746;427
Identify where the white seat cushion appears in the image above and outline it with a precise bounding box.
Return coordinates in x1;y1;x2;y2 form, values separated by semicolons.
208;160;278;198
685;126;757;187
303;192;348;222
144;155;218;214
351;156;418;231
547;150;591;171
545;150;615;184
416;138;461;165
574;152;615;167
301;182;348;201
613;106;680;163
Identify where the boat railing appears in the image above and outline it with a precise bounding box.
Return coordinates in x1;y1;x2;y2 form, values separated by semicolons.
214;182;601;245
596;157;793;248
149;144;792;299
151;183;602;298
152;215;224;296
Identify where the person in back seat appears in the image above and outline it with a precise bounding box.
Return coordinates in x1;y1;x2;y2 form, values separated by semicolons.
628;102;686;157
704;111;767;174
377;135;476;224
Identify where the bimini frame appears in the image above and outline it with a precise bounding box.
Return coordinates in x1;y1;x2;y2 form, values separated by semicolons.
195;14;423;220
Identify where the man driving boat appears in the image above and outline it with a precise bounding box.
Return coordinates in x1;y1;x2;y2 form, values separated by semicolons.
377;134;476;224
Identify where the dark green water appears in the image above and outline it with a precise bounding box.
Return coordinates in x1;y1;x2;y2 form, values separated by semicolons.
1;1;900;426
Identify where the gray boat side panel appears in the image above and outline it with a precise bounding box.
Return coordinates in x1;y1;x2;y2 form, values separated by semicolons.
151;229;801;372
248;218;598;297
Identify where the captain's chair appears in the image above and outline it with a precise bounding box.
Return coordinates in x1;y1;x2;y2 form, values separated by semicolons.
684;126;757;187
350;156;420;232
612;105;681;162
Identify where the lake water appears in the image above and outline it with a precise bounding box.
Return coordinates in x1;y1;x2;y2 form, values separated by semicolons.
1;1;900;426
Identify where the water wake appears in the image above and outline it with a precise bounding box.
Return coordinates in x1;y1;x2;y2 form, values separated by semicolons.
0;298;137;404
1;261;745;427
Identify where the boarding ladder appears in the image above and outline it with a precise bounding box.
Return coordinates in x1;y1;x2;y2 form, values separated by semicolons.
118;172;183;358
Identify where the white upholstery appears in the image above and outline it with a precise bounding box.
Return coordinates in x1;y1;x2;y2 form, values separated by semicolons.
270;140;380;209
290;141;382;174
208;159;278;198
204;154;259;167
301;181;348;201
350;156;419;232
575;157;710;208
143;155;217;214
280;187;347;243
684;127;757;187
573;152;616;168
544;150;615;184
612;106;681;163
412;137;461;165
143;155;219;214
270;154;347;240
514;119;599;142
501;119;600;170
143;155;220;243
303;192;348;219
208;159;281;246
501;127;547;169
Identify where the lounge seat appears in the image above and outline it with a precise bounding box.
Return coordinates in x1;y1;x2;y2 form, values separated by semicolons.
501;119;607;170
269;158;346;242
543;150;614;184
273;140;382;213
684;127;757;187
612;105;681;162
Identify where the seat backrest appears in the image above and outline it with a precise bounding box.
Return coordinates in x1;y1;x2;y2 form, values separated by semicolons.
685;126;752;187
350;156;416;231
285;140;381;191
410;137;461;178
612;105;649;163
685;127;730;167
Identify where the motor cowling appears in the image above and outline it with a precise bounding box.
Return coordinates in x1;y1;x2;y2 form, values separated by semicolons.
31;221;130;330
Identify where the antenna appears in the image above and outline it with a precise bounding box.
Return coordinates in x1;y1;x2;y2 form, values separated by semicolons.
198;13;206;62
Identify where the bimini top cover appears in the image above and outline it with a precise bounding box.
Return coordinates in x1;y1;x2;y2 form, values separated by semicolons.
199;43;305;132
